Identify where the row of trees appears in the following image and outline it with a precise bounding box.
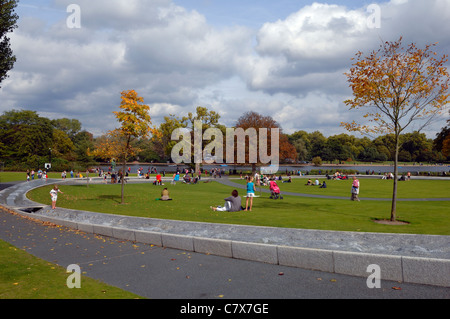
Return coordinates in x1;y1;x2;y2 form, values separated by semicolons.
0;107;448;172
288;129;449;164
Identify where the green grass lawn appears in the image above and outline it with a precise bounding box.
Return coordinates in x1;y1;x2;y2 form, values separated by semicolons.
0;239;142;299
27;180;450;235
0;172;63;183
232;177;450;199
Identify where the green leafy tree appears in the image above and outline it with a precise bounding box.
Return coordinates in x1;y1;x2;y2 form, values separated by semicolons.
52;129;75;161
156;114;187;161
73;130;95;163
0;0;19;87
0;110;53;168
155;106;222;172
184;106;221;174
51;118;82;141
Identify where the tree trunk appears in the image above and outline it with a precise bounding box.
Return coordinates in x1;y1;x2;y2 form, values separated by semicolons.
390;132;400;221
121;161;126;204
121;136;131;204
195;162;200;176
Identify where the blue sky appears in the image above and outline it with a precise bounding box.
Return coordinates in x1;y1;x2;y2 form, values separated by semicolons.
3;0;449;138
173;0;375;26
17;0;372;27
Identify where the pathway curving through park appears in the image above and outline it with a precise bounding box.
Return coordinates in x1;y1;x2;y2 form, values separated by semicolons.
0;177;449;288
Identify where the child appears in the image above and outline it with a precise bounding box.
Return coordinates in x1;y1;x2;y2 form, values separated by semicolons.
50;185;64;209
245;176;256;211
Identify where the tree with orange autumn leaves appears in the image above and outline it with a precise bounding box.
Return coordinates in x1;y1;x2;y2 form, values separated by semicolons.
234;111;297;175
93;90;160;204
342;37;449;221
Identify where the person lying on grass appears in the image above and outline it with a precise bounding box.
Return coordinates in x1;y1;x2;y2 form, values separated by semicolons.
211;189;242;212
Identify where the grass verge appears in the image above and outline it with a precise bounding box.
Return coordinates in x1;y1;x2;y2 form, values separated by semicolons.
0;239;142;299
27;180;450;235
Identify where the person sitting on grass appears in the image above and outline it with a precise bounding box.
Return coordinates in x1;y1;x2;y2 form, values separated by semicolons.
211;189;242;212
160;188;172;201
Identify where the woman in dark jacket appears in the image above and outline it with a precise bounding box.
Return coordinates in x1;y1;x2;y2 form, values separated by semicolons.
210;190;242;212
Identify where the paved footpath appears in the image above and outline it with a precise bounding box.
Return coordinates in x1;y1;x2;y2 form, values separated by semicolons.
0;206;449;300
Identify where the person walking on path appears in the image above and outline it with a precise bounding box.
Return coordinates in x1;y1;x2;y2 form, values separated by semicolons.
351;176;360;201
50;185;64;209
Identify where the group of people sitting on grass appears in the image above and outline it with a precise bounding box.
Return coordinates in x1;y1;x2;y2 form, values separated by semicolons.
210;174;287;212
305;178;327;188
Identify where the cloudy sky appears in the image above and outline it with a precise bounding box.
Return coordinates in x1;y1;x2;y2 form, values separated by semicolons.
1;0;449;138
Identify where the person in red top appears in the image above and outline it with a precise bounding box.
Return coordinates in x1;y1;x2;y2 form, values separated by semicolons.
156;173;162;185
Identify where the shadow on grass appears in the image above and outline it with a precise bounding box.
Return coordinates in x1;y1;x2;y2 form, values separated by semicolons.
86;194;123;204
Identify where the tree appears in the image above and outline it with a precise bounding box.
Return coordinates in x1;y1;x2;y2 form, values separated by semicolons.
288;130;310;162
135;137;162;163
234;111;279;175
312;156;322;166
73;130;95;163
279;133;298;163
94;90;157;204
234;111;296;174
51;118;82;141
0;0;19;87
156;114;187;161
184;106;221;174
52;129;75;161
434;113;450;161
342;37;449;221
400;131;433;162
307;131;327;159
0;110;53;167
155;106;222;171
442;135;450;158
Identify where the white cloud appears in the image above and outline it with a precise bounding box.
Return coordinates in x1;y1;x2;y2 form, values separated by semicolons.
1;0;449;138
256;3;369;59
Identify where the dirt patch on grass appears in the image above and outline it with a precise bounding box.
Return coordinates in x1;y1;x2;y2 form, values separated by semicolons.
373;219;410;226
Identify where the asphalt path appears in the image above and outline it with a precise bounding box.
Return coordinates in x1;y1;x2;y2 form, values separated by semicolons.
1;208;449;304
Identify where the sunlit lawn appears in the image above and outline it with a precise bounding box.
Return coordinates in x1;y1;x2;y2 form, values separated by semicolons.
232;177;450;199
27;179;450;235
0;172;63;183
